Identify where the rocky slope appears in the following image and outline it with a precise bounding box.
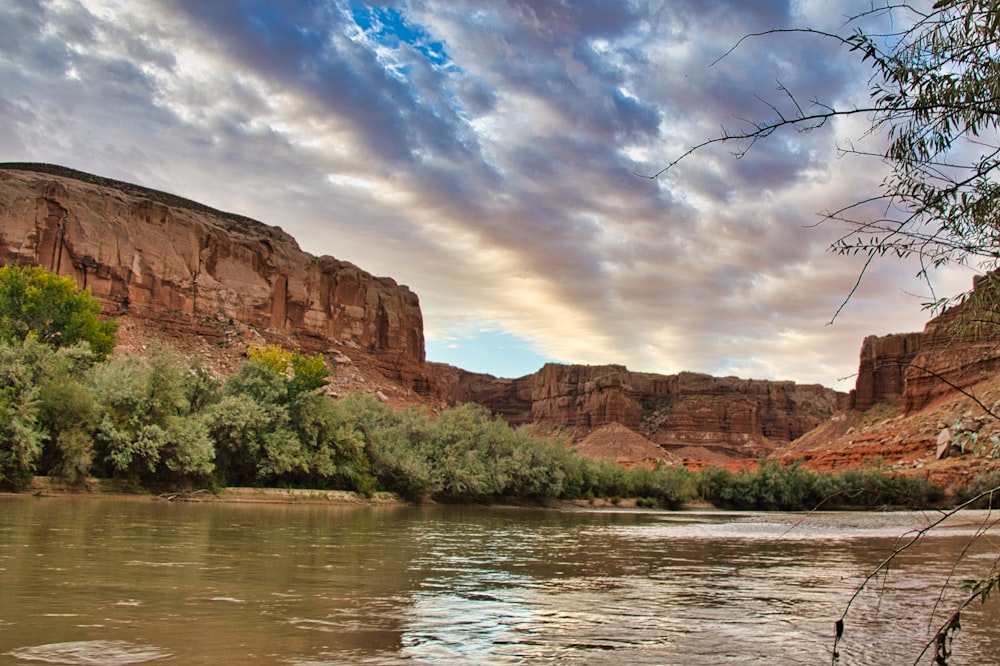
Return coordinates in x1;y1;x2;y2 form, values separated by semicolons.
778;273;1000;489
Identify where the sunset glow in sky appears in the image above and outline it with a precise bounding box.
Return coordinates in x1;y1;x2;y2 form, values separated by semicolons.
0;0;974;386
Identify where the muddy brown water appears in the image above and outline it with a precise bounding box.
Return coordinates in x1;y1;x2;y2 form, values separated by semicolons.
1;496;999;665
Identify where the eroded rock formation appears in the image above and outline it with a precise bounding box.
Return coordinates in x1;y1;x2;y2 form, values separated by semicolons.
904;274;1000;413
840;274;1000;416
425;362;848;459
633;371;847;458
850;333;922;411
0;164;424;381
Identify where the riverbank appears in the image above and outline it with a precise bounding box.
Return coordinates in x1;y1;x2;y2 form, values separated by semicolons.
15;476;403;506
10;476;717;510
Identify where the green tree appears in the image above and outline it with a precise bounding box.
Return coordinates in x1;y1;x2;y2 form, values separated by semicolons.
0;266;117;358
201;394;272;486
37;355;99;484
214;351;360;489
339;394;438;501
0;341;45;487
246;344;329;400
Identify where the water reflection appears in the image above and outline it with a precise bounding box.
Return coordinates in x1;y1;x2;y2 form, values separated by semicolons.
9;640;170;665
1;498;999;664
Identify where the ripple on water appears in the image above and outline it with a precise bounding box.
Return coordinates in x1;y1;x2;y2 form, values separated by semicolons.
8;640;171;664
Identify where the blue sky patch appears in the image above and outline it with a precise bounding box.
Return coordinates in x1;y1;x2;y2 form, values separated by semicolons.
350;4;449;66
426;327;555;379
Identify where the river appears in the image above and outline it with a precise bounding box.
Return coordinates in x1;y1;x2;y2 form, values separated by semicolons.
0;496;998;665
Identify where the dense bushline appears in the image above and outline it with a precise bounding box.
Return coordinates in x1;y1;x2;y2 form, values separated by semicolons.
0;337;946;509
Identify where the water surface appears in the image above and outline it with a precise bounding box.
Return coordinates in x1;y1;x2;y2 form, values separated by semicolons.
1;497;998;664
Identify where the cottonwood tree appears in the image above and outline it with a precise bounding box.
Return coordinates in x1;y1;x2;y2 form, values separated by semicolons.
0;265;117;359
646;1;1000;663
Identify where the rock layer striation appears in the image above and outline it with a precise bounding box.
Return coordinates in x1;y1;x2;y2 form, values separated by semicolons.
425;362;848;460
849;333;923;411
0;164;424;381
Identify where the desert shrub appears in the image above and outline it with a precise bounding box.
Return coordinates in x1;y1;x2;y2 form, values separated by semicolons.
627;464;696;509
286;392;367;488
89;348;216;484
499;429;571;499
0;347;43;487
342;397;438;500
954;470;1000;509
830;464;943;508
416;403;584;501
201;394;272;485
38;378;97;483
692;460;942;510
423;403;502;500
587;459;633;499
216;354;362;489
218;358;304;483
244;344;329;401
256;426;309;481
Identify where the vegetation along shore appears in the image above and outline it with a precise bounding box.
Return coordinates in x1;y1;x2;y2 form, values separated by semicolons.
2;264;992;512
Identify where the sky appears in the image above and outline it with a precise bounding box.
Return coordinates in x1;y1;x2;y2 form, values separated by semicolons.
0;0;976;389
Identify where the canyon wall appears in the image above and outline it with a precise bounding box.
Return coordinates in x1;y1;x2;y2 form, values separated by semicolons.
903;274;1000;413
0;163;857;462
426;362;849;457
0;164;424;381
842;273;1000;415
849;333;923;411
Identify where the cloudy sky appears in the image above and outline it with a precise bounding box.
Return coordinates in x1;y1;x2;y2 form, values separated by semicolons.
0;0;974;388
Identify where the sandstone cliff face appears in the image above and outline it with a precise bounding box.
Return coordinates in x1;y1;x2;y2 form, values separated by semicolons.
850;333;922;411
0;164;424;379
425;362;848;458
844;273;1000;415
422;362;534;424
634;371;847;457
531;363;644;431
903;274;1000;413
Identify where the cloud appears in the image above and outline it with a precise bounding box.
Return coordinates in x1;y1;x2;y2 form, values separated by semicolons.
0;0;968;387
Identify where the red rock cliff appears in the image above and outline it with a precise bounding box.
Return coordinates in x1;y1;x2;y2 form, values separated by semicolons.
0;163;855;464
841;273;1000;415
0;164;424;379
849;333;922;411
903;273;1000;413
633;371;846;457
425;362;848;458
